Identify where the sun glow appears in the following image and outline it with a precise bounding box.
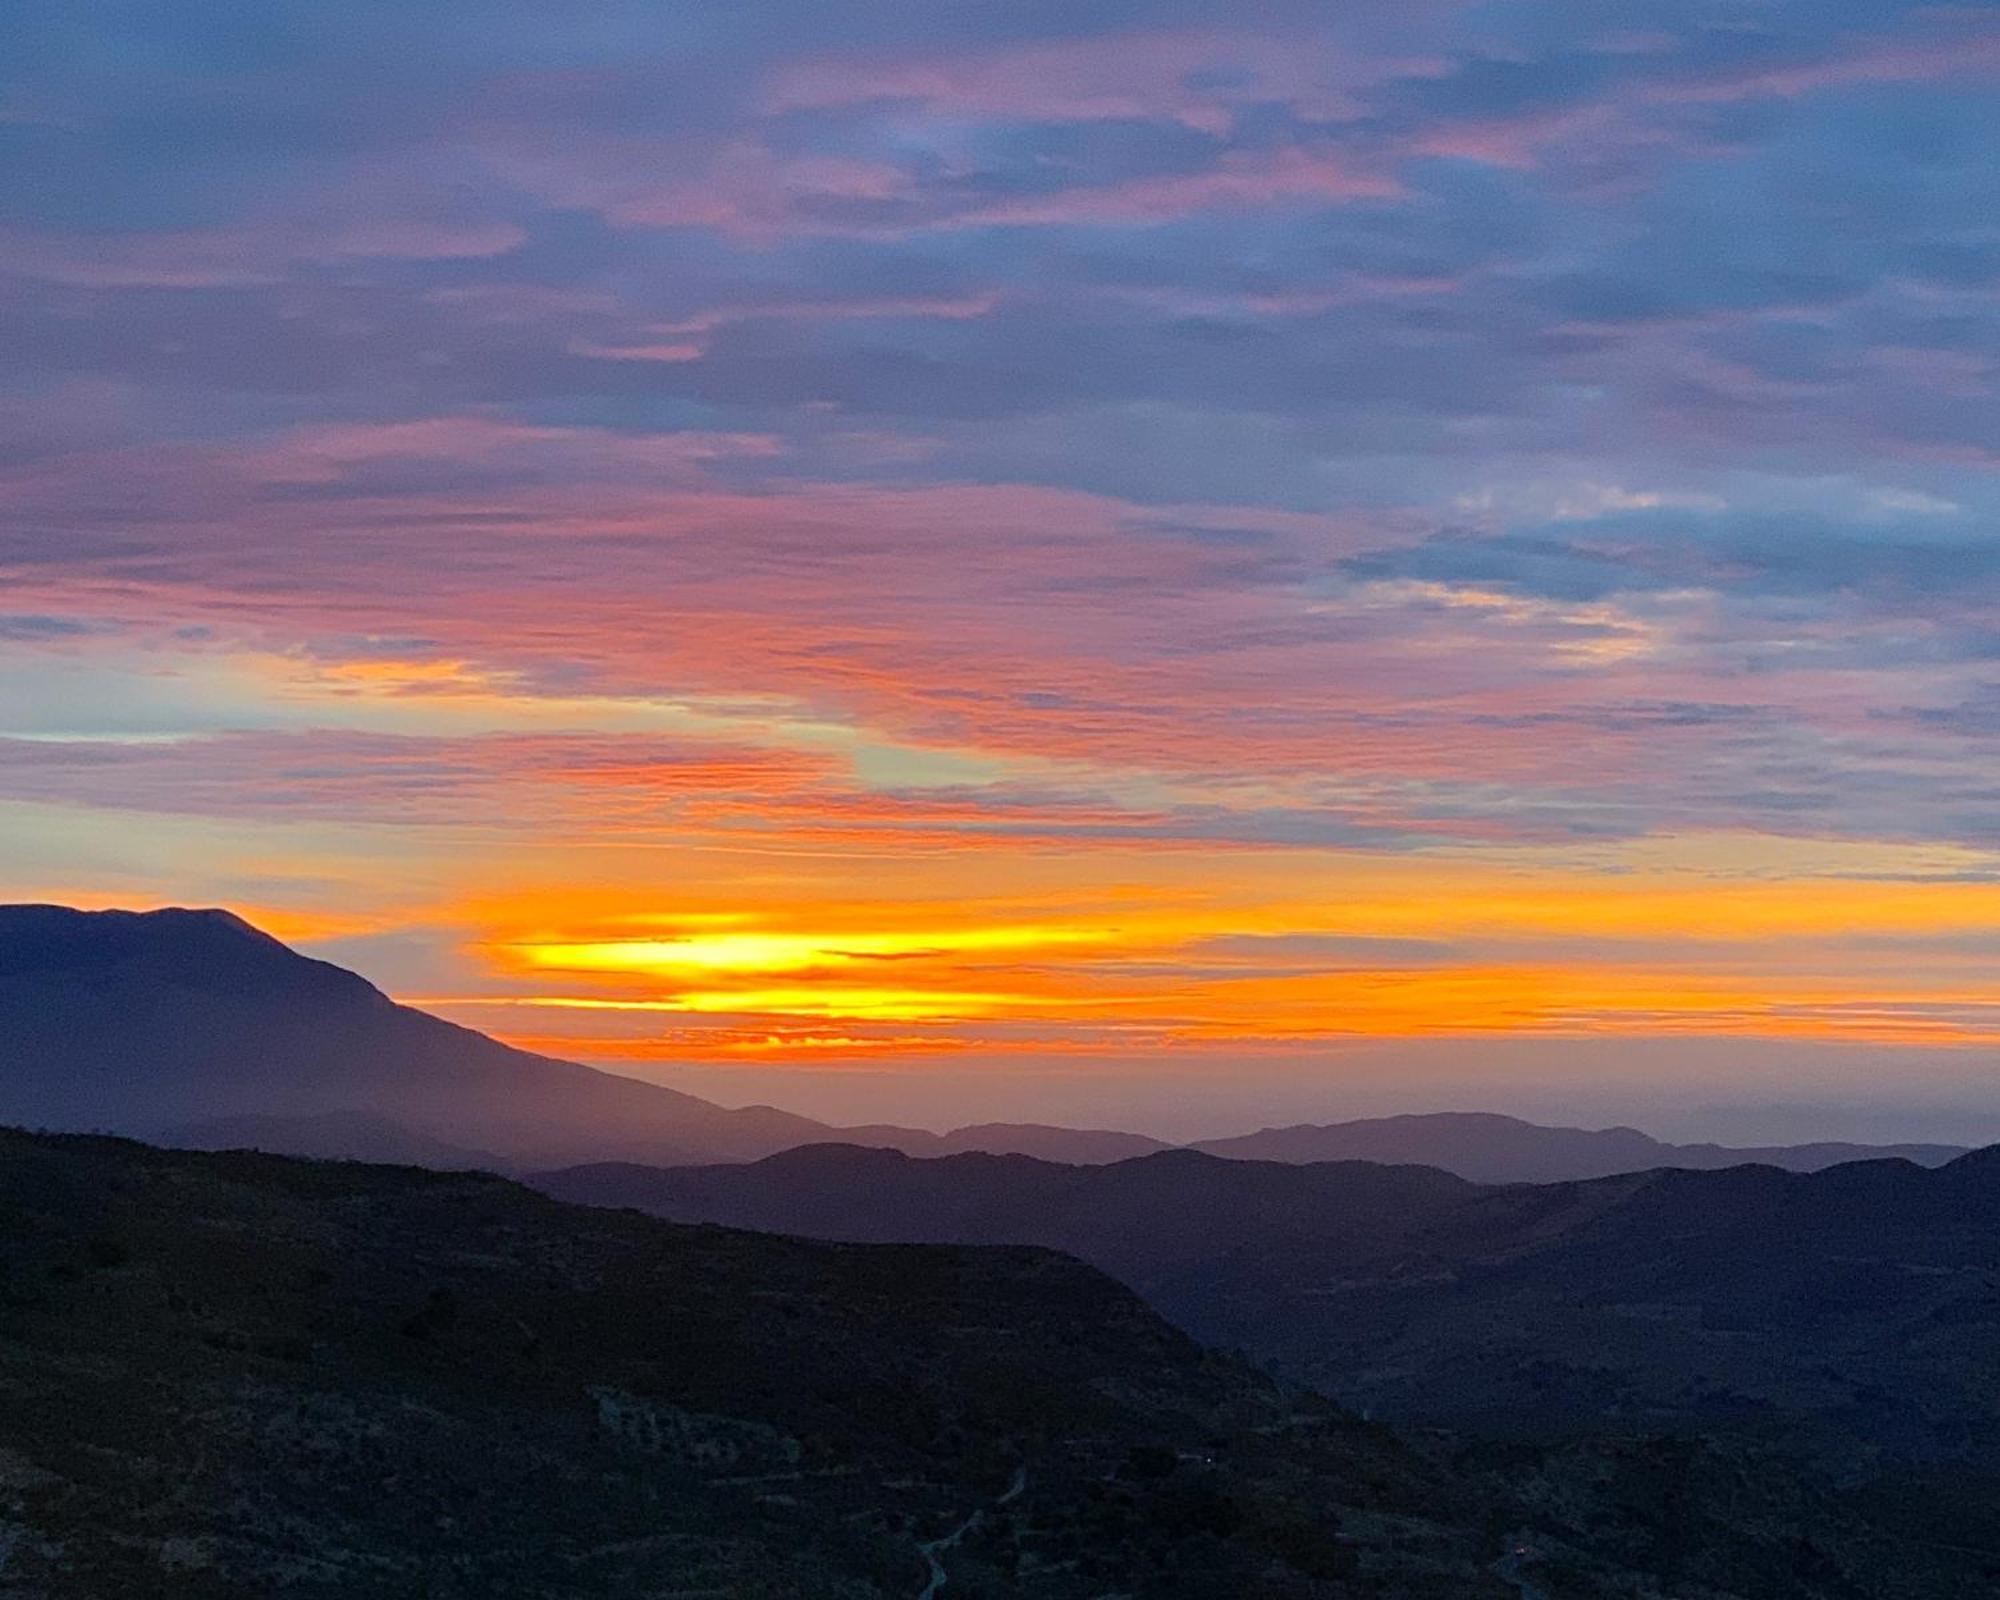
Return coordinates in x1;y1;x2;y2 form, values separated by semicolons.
371;837;2000;1060
510;922;1103;976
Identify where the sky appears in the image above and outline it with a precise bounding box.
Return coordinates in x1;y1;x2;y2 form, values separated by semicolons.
5;1;2000;1139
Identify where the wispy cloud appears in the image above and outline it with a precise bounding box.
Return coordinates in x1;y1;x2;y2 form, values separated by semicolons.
4;0;2000;1081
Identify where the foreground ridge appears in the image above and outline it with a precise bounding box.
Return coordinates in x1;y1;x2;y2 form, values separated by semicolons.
0;1126;1486;1597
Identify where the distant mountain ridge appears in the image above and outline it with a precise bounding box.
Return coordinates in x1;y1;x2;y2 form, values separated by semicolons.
1187;1110;1965;1181
842;1120;1173;1163
536;1144;1475;1291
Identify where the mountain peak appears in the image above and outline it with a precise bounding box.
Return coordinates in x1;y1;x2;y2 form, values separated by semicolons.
0;903;301;979
1944;1144;2000;1177
750;1141;917;1173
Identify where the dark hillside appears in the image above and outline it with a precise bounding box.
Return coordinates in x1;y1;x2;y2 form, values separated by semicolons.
0;1127;1503;1599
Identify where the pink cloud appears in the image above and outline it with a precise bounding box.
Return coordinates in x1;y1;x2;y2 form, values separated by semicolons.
582;137;1398;238
0;414;1757;805
1412;103;1623;172
0;212;524;289
762;30;1398;134
0;730;841;827
0;180;525;289
962;145;1401;226
658;293;1000;333
593;143;921;241
1397;20;2000;178
233;417;785;488
1654;25;2000;105
571;292;1000;361
0;407;1971;850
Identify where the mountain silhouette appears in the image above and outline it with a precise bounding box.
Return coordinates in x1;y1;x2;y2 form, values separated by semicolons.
543;1140;2000;1470
0;1124;1525;1597
0;905;846;1168
535;1144;1476;1293
1156;1145;2000;1473
14;1123;1998;1597
1187;1110;1963;1180
841;1120;1174;1163
163;1108;508;1170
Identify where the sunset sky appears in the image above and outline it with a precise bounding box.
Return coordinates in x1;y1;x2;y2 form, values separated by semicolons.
7;1;2000;1137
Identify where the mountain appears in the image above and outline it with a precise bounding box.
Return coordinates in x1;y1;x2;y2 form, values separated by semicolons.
930;1122;1172;1161
844;1121;1174;1163
0;905;880;1170
9;1125;1997;1598
534;1144;1476;1293
0;1124;1517;1598
1188;1111;1966;1182
540;1144;2000;1474
540;1142;2000;1591
163;1109;509;1171
1189;1149;2000;1470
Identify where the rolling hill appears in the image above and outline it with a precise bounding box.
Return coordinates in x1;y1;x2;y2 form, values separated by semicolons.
536;1144;1475;1292
1187;1111;1964;1181
8;1125;1994;1597
541;1142;2000;1482
1187;1148;2000;1466
0;1125;1515;1598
